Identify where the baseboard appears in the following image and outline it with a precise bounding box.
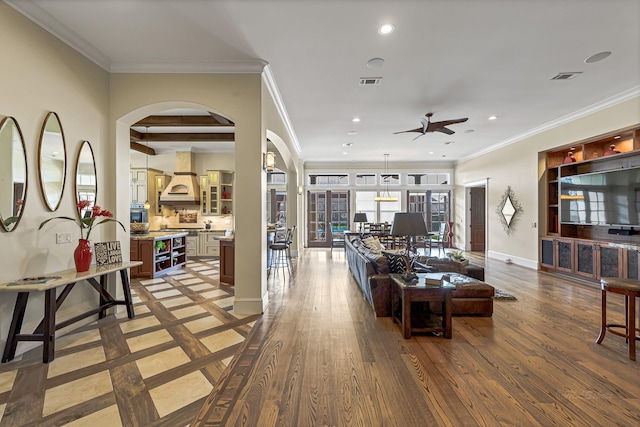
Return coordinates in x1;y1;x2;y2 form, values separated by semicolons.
233;293;268;315
486;250;538;270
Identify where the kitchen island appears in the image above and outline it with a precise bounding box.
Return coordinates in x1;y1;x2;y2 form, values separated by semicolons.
130;231;188;278
214;235;234;285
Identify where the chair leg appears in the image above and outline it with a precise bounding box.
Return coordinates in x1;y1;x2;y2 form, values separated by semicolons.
628;294;636;361
596;288;607;344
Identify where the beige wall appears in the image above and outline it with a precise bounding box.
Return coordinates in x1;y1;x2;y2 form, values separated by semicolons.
455;96;640;267
0;3;111;353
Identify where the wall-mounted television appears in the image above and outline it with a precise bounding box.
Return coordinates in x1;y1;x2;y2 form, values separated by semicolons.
560;166;640;227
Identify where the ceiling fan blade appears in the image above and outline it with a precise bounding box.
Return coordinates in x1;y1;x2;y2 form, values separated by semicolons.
412;132;427;141
434;127;455;135
393;127;422;134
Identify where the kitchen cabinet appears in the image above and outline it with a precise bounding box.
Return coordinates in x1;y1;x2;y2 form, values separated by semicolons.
154;174;171;216
199;231;224;256
200;170;233;216
186;235;198;257
129;168;148;204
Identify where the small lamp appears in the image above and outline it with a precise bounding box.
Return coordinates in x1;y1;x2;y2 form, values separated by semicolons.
391;212;427;255
264;151;276;171
353;212;368;235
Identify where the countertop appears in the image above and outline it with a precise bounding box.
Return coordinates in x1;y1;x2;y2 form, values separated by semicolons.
130;231;188;240
213;235;234;241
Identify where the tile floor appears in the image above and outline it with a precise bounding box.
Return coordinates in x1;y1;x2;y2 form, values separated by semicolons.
0;259;259;427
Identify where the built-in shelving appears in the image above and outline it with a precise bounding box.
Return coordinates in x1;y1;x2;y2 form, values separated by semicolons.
131;234;187;278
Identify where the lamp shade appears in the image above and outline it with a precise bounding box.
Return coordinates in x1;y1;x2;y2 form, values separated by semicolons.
390;212;427;236
353;212;368;223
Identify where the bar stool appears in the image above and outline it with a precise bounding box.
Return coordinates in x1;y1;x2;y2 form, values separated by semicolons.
596;278;640;361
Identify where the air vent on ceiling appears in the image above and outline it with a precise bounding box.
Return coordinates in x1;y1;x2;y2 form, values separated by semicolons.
359;77;382;86
550;72;582;81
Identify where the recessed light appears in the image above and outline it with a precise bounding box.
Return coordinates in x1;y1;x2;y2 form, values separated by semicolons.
378;24;394;35
343;142;353;147
366;58;385;69
428;151;434;154
488;115;498;120
352;117;361;123
585;51;612;63
343;152;348;155
347;131;358;136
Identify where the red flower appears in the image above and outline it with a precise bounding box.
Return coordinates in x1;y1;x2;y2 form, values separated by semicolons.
39;201;125;240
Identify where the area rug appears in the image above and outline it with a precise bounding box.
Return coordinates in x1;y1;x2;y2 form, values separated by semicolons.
493;289;517;300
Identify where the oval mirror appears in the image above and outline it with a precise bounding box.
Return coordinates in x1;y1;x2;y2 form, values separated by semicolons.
0;116;28;232
75;141;97;219
38;112;67;211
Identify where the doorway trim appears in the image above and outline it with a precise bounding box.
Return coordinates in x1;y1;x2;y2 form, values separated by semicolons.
463;178;489;252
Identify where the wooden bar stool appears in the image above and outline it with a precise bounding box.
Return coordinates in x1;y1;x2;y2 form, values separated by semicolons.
596;278;640;361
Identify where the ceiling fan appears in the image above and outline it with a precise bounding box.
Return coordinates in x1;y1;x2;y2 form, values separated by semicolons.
394;112;469;140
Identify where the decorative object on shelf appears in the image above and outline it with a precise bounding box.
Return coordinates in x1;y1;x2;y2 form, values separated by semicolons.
39;200;126;272
155;240;167;253
497;186;523;235
130;222;150;234
563;151;576;163
604;144;620;156
179;210;197;223
375;154;398;202
94;241;122;266
205;220;212;230
222;187;229;199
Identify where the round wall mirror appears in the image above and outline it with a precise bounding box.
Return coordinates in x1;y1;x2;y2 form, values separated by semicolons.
75;141;97;219
38;112;67;211
0;116;28;232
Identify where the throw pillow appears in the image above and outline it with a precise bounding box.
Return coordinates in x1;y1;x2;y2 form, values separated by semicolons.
362;236;383;254
383;252;409;274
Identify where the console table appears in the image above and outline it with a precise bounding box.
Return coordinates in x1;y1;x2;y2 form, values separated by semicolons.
390;273;455;339
0;261;141;363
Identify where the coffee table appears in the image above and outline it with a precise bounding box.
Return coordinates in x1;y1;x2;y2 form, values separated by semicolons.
390;273;455;339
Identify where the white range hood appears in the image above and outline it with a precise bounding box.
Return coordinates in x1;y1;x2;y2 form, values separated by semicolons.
159;151;201;205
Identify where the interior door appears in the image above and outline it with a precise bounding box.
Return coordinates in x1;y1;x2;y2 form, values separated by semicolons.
470;187;486;251
307;191;349;247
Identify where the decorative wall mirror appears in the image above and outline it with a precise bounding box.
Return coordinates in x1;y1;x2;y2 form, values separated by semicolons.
497;186;523;235
38;112;67;211
75;141;97;219
0;117;28;232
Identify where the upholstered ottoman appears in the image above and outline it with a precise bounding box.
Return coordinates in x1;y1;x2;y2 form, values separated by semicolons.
422;273;494;317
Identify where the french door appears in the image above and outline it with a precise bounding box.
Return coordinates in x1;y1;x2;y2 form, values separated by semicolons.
307;190;349;247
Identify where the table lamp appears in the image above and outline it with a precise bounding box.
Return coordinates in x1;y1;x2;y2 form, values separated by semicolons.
353;212;368;235
391;212;428;281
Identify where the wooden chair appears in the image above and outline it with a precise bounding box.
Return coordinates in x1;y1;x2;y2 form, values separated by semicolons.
596;278;640;360
429;223;448;256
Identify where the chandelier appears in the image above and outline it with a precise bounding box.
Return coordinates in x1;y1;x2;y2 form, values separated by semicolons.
375;153;398;202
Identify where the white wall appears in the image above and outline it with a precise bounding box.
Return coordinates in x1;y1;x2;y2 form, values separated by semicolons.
0;3;113;354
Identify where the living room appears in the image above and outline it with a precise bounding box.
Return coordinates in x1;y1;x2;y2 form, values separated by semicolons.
1;1;639;425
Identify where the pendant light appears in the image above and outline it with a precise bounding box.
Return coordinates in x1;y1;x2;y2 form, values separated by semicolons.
143;126;151;210
375;153;398;202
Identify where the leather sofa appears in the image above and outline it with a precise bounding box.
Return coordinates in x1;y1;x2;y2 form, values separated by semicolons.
345;234;493;317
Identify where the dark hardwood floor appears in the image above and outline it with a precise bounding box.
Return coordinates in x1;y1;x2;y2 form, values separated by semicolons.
194;249;640;426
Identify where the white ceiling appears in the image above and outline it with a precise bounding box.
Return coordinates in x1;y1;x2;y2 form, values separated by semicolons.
7;0;640;164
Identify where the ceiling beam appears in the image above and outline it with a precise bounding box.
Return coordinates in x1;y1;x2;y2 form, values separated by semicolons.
133;115;234;127
130;129;234;142
130;141;156;155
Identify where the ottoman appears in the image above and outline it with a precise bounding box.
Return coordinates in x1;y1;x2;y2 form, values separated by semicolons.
423;272;494;317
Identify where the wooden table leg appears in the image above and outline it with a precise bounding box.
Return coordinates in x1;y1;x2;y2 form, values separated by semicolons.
629;293;636;361
402;289;411;339
443;292;452;339
120;269;136;319
43;289;56;363
98;274;107;319
2;292;29;363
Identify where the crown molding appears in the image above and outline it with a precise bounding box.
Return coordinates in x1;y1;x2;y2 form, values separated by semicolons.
262;65;302;155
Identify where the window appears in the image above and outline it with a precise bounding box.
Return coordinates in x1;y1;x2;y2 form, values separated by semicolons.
355;174;376;185
267;171;286;184
407;172;450;185
430;192;450;232
308;174;349;185
355;191;377;224
381;173;400;185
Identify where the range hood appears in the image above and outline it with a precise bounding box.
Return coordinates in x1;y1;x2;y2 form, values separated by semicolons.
159;151;201;205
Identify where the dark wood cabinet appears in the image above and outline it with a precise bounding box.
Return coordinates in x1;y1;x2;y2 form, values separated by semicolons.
219;238;235;285
131;234;187;278
540;237;574;273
